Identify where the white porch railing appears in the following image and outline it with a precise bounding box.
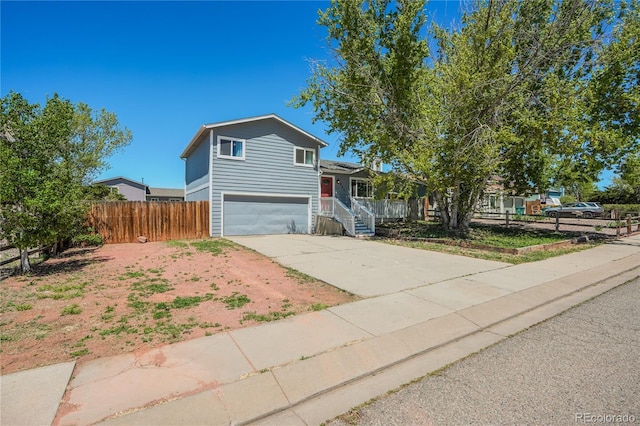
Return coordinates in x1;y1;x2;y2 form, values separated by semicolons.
350;197;375;234
353;198;408;219
320;197;356;236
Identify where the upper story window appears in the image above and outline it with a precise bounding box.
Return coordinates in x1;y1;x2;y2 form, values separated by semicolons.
294;147;315;167
217;136;245;160
351;178;373;198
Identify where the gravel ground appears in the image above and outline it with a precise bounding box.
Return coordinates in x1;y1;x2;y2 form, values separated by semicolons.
328;278;640;425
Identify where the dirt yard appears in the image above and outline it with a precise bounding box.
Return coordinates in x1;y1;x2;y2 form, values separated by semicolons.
0;239;357;375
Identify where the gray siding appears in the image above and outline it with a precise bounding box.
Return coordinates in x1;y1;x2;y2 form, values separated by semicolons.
97;178;147;201
185;187;208;201
323;170;371;207
211;119;320;236
185;136;210;194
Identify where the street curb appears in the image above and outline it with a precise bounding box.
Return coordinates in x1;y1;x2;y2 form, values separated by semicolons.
242;262;640;425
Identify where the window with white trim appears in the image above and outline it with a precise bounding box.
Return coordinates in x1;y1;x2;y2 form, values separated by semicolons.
217;136;245;160
294;147;315;167
351;178;373;198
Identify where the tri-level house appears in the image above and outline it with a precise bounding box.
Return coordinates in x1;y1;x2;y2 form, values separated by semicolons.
181;114;383;237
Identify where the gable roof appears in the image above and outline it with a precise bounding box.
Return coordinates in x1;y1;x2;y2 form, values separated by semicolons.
180;113;328;159
147;187;184;198
93;176;147;189
320;160;366;175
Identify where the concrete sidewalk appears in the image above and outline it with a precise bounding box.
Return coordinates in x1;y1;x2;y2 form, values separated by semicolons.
2;235;639;426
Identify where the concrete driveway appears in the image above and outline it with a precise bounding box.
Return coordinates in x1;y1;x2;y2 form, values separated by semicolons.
227;235;510;298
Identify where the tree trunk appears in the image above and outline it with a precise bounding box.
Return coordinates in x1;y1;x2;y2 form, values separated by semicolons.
434;184;482;233
20;248;31;274
434;191;451;229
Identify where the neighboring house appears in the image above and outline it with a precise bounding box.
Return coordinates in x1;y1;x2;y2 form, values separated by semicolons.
181;114;327;237
146;188;185;202
93;177;148;201
477;176;562;215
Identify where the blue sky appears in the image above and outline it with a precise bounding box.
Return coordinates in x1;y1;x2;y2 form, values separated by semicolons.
1;1;613;189
1;0;466;189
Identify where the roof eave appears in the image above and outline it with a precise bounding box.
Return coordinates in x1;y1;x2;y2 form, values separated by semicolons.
180;125;208;159
180;114;328;159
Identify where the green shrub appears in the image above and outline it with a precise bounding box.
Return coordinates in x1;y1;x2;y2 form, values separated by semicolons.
72;232;103;247
603;204;640;218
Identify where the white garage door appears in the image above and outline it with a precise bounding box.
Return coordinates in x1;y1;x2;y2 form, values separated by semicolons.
222;194;310;236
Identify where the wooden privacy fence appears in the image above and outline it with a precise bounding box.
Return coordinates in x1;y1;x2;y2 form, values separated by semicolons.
89;201;209;244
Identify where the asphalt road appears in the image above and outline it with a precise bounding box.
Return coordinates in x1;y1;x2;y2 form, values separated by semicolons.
327;278;640;425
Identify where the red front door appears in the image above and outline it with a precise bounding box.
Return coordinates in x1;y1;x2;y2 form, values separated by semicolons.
321;177;334;197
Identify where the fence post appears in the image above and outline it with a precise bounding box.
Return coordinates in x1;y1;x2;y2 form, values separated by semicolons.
616;209;620;237
627;215;632;235
505;211;510;226
555;215;559;232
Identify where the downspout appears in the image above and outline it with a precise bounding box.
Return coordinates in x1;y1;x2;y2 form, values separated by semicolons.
209;129;214;237
314;146;321;234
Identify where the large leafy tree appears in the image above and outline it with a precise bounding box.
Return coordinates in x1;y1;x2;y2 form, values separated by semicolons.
0;92;131;272
618;152;640;199
293;0;639;231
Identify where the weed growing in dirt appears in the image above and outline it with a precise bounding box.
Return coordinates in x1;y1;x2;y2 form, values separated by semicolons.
73;335;93;346
129;276;174;296
37;280;89;300
127;294;150;312
309;303;328;311
241;310;295;323
153;318;200;341
70;348;90;357
118;270;145;280
222;292;251;309
153;302;171;319
61;304;82;316
171;294;213;309
285;268;316;285
0;332;16;342
15;304;32;311
101;305;115;321
190;239;237;256
166;240;188;249
99;322;138;337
